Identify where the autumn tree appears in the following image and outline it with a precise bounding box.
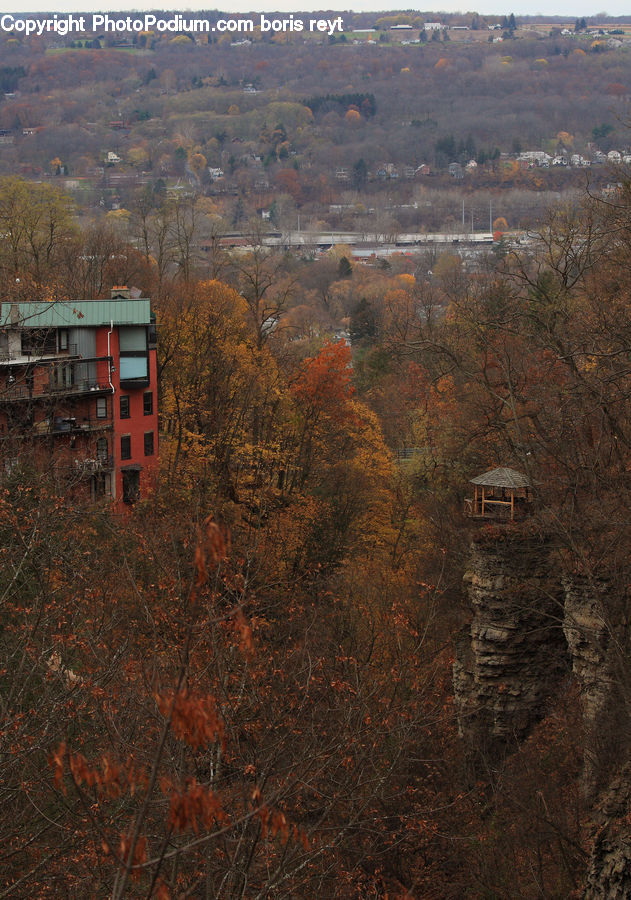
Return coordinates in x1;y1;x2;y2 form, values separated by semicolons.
227;229;296;350
0;176;78;297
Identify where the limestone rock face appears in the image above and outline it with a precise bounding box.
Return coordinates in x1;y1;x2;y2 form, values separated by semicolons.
563;576;613;797
563;577;609;718
584;764;631;900
454;530;568;753
453;527;631;897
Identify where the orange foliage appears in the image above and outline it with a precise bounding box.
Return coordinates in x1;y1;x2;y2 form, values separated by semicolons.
292;339;354;413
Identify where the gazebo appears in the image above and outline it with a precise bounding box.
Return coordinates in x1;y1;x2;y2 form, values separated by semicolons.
464;467;534;521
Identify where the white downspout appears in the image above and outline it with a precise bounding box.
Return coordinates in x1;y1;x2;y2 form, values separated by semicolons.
107;320;116;499
107;320;114;393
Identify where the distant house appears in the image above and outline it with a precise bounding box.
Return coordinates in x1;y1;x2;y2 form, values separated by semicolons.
518;151;552;168
375;163;399;180
608;150;622;163
106;151;121;164
449;162;464;178
424;22;444;31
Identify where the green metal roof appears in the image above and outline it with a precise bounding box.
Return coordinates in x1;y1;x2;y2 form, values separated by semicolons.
0;300;151;328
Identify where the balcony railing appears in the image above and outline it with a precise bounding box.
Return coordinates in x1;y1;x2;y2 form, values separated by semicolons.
0;344;78;362
464;497;531;521
73;455;114;473
0;357;113;402
43;418;113;435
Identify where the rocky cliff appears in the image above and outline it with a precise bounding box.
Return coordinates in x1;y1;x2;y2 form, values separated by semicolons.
454;527;631;897
584;763;631;900
453;527;568;755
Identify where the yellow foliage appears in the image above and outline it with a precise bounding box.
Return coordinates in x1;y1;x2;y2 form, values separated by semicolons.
105;208;130;223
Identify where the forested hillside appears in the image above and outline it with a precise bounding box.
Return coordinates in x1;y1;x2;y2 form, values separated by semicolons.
2;15;631;235
1;165;631;896
1;10;631;898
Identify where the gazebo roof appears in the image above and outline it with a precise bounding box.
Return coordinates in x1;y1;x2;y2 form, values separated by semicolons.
470;467;533;489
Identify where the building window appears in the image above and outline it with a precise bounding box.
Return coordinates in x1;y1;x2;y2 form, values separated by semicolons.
21;329;56;356
144;431;154;456
96;397;107;419
120;395;130;418
91;473;107;499
96;437;108;462
58;329;68;351
122;470;140;504
119;326;149;384
121;435;131;460
143;391;153;415
120;357;148;380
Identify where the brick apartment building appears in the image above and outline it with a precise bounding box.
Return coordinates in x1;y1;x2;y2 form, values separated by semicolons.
0;287;158;503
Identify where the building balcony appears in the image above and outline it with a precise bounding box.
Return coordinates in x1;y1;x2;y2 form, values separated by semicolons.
0;357;113;403
0;418;113;441
72;455;114;473
38;417;114;436
0;344;78;364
